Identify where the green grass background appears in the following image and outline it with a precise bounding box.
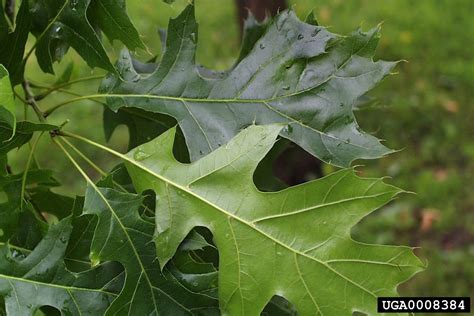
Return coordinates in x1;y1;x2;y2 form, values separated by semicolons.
9;0;474;307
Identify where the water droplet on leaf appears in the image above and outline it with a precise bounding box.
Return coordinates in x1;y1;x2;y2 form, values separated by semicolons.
311;29;320;37
134;148;151;161
259;43;265;49
297;34;304;40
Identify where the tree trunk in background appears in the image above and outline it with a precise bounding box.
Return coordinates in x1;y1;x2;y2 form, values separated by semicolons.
235;0;287;34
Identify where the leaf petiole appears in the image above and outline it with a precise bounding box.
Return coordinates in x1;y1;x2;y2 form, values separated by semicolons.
59;136;154;215
31;75;105;101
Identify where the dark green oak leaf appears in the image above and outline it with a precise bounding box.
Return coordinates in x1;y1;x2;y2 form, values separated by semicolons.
28;188;75;220
30;0;144;74
0;168;61;246
102;5;395;167
103;106;175;150
0;201;43;248
122;124;424;315
0;217;123;315
88;0;145;52
0;121;56;155
82;180;219;314
30;0;113;74
0;1;31;85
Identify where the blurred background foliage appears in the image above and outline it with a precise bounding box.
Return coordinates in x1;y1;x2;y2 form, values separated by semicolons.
8;0;473;307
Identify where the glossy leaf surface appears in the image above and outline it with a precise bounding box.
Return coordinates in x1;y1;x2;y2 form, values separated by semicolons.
0;169;61;246
83;181;219;315
103;5;395;166
0;218;122;315
30;0;143;74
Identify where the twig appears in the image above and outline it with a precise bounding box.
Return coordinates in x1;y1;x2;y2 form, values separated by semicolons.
31;75;104;101
22;80;46;122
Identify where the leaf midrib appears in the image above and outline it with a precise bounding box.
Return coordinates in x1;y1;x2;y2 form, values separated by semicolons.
116;148;384;298
252;191;398;223
87;183;162;312
89;185;200;314
89;91;377;154
0;273;118;296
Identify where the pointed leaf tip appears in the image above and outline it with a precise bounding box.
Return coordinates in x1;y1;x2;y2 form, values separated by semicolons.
124;125;423;315
103;6;394;166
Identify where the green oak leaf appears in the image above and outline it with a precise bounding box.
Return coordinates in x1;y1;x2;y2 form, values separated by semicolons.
102;5;395;167
30;0;144;74
88;0;146;52
0;168;61;246
0;201;44;248
123;124;424;315
0;1;31;85
28;188;75;220
30;0;113;74
82;180;219;314
0;66;16;136
63;197;101;271
0;217;123;315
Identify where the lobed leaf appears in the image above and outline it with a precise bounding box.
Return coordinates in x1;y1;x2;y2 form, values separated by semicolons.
0;218;123;315
88;0;146;52
30;0;144;74
0;168;61;246
102;5;395;167
82;181;219;315
0;1;31;85
123;124;425;315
